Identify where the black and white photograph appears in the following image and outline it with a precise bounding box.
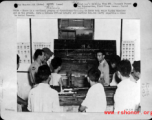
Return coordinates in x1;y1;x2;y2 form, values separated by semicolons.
17;18;140;113
0;0;152;120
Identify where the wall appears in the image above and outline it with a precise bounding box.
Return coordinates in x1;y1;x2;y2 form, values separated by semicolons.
17;19;58;100
17;19;31;100
123;19;140;61
94;19;121;56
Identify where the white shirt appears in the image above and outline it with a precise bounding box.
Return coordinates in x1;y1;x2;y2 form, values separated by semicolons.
49;73;62;86
81;83;107;112
98;59;110;86
28;83;60;112
114;78;139;112
110;73;118;86
136;79;140;105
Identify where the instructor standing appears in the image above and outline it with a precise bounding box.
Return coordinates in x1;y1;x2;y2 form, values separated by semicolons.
96;50;110;86
42;47;54;72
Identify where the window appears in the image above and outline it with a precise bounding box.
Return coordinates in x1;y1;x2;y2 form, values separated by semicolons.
58;19;94;40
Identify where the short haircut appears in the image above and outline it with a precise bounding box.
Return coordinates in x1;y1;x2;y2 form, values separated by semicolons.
17;54;20;64
51;57;62;70
34;49;44;60
35;65;51;84
110;55;121;64
117;59;131;77
87;67;101;82
132;61;140;73
96;49;106;56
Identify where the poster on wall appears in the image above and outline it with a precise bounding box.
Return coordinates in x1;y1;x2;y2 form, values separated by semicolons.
17;42;31;64
121;40;135;63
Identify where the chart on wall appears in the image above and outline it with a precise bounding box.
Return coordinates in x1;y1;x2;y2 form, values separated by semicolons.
17;43;31;64
121;41;135;63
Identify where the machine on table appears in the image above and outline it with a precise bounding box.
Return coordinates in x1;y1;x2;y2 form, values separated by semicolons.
53;39;117;112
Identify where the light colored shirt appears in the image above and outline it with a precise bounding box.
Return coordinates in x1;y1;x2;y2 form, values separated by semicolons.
17;73;31;112
29;61;41;85
28;83;60;112
49;73;62;86
98;59;110;86
135;79;140;105
110;73;118;86
114;78;139;112
81;83;107;112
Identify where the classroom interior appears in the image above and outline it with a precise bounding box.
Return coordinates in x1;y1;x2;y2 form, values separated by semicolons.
17;18;140;112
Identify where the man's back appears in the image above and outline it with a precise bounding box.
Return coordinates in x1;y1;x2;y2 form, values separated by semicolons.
81;83;107;112
114;78;138;112
28;83;60;112
49;73;62;86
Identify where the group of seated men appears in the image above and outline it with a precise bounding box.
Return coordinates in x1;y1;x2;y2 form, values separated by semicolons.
17;48;140;113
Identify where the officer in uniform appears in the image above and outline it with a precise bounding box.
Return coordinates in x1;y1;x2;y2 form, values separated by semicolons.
42;47;54;72
29;49;45;87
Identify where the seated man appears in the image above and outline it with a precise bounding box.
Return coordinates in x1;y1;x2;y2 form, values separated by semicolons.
27;65;60;112
79;67;107;112
114;60;139;112
17;54;27;112
132;61;141;111
109;55;121;86
49;57;63;92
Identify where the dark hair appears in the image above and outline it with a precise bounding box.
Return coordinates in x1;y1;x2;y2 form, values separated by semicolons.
34;49;44;60
117;59;131;77
51;57;62;70
87;67;101;82
96;50;106;56
132;61;140;73
115;72;121;84
35;65;51;84
17;54;20;64
110;55;121;64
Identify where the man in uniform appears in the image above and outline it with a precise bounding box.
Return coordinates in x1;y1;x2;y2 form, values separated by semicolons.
96;50;110;86
42;47;54;72
29;49;45;87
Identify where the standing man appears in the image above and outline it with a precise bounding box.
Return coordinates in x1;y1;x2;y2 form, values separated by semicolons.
29;49;45;87
96;50;110;86
42;47;54;72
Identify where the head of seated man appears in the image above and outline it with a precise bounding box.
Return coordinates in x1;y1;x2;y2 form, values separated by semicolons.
132;61;140;81
35;65;51;84
116;59;131;80
110;55;121;74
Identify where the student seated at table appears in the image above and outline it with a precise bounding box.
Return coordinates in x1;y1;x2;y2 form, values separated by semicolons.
49;57;63;91
131;61;141;112
27;65;60;112
79;67;107;112
114;60;139;112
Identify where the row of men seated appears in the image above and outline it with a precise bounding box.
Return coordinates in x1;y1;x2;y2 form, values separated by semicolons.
17;48;140;112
